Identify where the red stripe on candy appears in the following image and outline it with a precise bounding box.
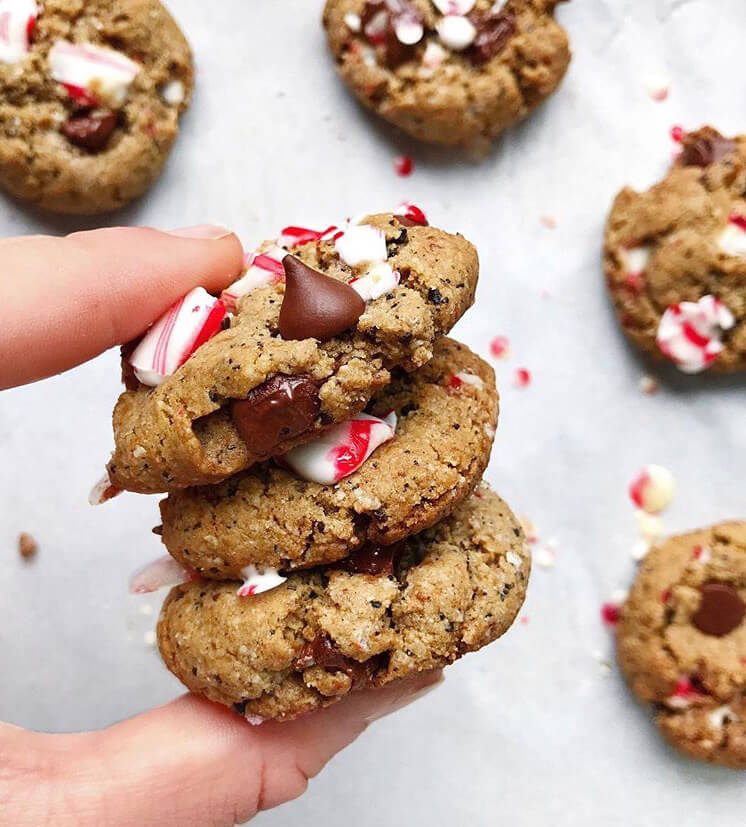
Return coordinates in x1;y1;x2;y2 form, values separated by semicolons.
181;300;226;366
153;296;185;375
253;254;286;277
680;321;710;349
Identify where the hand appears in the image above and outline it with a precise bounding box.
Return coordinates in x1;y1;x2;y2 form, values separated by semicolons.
0;224;443;825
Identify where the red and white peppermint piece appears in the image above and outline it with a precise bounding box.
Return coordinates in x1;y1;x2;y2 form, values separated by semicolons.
717;214;746;256
422;40;448;71
692;544;712;564
48;40;140;107
237;565;287;598
364;8;389;42
222;247;286;310
436;14;476;50
513;368;531;388
601;589;628;627
665;677;707;710
335;224;387;267
395;201;428;225
278;225;339;248
0;0;36;64
129;555;193;594
629;464;675;514
449;371;485;390
489;335;509;358
350;262;400;301
129;287;226;387
656;295;735;373
283;412;397;485
620;244;650;283
88;473;122;506
432;0;476;14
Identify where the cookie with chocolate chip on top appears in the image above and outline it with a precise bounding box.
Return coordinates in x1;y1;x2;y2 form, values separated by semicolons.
617;521;746;768
107;210;479;494
604;126;746;374
159;337;498;578
0;0;193;214
322;0;571;147
157;485;529;722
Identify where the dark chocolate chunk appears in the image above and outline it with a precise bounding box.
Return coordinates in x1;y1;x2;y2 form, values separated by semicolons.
231;374;320;455
279;256;365;341
467;11;516;65
341;543;403;576
62;109;117;152
293;635;379;689
427;287;448;305
692;582;745;637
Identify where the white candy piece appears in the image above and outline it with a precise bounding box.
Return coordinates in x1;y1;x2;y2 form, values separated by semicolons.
436;15;477;50
0;0;36;64
237;565;287;598
432;0;476;14
129;287;226;387
422;40;448;71
717;216;746;256
221;247;286;309
335;224;387;267
621;245;651;276
629;464;675;514
129;555;191;594
635;510;664;542
48;40;140;106
160;79;184;105
350;262;400;302
283;413;397;485
344;12;362;33
452;371;484;389
394;16;424;45
656;295;735;373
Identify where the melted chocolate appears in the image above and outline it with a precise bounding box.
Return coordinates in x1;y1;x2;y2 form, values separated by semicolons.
467;11;517;65
293;635;380;689
62;109;117;152
361;0;422;69
342;542;403;576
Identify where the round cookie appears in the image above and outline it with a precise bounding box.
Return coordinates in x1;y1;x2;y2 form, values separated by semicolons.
157;484;529;722
604;127;746;374
108;213;479;494
322;0;570;148
159;337;498;577
0;0;193;214
617;521;746;769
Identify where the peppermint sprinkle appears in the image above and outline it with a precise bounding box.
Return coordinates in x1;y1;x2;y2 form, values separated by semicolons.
394;155;414;177
489;335;510;358
513;368;531;388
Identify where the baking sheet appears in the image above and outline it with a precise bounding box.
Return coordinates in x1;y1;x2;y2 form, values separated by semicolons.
1;1;745;824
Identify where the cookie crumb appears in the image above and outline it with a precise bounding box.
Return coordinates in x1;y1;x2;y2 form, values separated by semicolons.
540;214;557;229
18;532;38;560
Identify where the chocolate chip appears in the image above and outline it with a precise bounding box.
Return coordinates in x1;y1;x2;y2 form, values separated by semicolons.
62;109;117;152
428;287;448;305
279;256;365;341
341;542;403;576
681;133;737;167
692;582;745;637
293;635;380;689
467;11;516;65
231;374;320;456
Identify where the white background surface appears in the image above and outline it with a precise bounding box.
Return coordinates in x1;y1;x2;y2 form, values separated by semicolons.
1;1;745;824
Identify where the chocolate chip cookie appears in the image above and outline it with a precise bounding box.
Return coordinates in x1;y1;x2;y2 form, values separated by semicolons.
0;0;193;214
617;521;746;768
108;213;479;494
604;127;746;374
157;485;529;722
159;337;498;577
323;0;570;148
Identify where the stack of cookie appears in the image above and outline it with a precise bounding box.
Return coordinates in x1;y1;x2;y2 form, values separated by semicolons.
107;208;530;721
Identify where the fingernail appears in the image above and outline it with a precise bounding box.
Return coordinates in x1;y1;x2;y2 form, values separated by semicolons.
167;224;234;240
364;671;444;724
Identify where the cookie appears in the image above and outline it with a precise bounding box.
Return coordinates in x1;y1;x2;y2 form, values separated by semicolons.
0;0;193;214
157;485;529;722
322;0;570;148
159;337;498;578
108;212;479;494
617;521;746;768
604;127;746;373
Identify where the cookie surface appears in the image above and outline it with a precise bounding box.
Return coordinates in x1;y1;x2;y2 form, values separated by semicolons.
159;338;498;577
604;127;746;373
157;485;529;721
617;521;746;768
108;213;479;493
323;0;570;147
0;0;193;214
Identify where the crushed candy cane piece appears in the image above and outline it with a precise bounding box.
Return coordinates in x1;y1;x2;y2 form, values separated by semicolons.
160;79;184;105
692;544;712;564
48;40;140;107
656;295;735;373
513;368;531;388
717;215;746;256
129;288;226;387
395;201;428;225
422;40;448;70
143;630;157;647
237;565;287;598
621;245;651;278
433;0;476;14
638;374;659;395
283;412;396;485
344;12;362;32
278;225;339;248
394;154;414;176
535;544;557;568
350;262;400;301
335;224;387;266
489;335;509;358
644;74;670;102
666;677;707;710
222;247;286;309
601;590;627;627
670;124;684;143
630;540;650;562
635;510;664;542
518;515;537;543
629;464;675;514
436;14;476;50
0;0;37;64
449;371;485;390
129;555;192;594
89;473;122;505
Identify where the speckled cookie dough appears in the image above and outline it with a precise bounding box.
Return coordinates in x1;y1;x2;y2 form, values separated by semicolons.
157;485;529;722
617;521;746;768
604;126;746;374
0;0;193;214
322;0;570;148
159;337;498;577
108;213;479;494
